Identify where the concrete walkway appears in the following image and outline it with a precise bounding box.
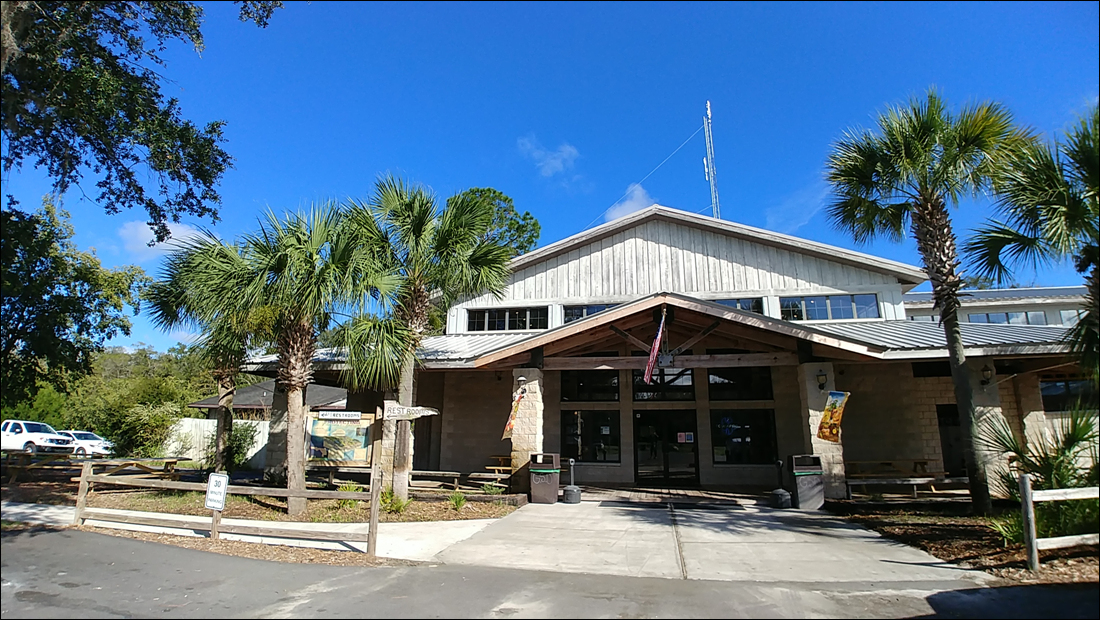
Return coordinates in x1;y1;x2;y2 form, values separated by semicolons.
437;501;992;586
0;501;491;562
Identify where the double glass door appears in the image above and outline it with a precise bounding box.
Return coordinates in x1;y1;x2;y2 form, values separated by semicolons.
634;410;698;486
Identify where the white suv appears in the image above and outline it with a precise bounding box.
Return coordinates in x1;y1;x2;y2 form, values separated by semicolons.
0;420;76;454
56;430;113;457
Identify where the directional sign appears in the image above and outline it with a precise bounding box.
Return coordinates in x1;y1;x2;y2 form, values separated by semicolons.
318;411;362;421
204;472;229;511
383;401;440;421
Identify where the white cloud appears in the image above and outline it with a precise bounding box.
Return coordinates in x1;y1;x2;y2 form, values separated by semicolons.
604;184;656;222
517;135;579;177
764;181;830;234
117;220;206;263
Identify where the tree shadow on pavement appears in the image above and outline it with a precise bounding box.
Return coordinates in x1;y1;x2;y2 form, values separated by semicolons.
916;583;1099;619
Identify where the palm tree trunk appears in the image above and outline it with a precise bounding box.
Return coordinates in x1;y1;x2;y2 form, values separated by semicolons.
912;198;993;515
392;352;416;502
278;317;315;519
1070;255;1099;376
213;371;235;473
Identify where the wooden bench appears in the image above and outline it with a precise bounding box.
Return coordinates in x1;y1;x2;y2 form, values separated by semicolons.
466;471;510;490
845;476;969;499
305;465;461;490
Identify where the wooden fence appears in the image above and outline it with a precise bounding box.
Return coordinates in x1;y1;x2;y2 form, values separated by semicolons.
72;458;383;555
1018;473;1100;571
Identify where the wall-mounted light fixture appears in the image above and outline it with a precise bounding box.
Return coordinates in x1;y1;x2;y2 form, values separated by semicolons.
980;365;993;386
816;370;828;391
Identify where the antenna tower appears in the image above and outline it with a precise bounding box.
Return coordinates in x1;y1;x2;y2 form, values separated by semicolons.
702;101;721;219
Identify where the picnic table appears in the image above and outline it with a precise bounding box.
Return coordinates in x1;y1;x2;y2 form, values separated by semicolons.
92;457;183;481
844;459;963;498
2;450;77;483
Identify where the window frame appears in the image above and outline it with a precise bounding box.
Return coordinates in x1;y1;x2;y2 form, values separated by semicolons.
561;409;622;463
779;294;880;321
710;408;779;465
467;307;549;332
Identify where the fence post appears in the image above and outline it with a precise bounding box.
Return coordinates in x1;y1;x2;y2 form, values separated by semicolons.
1019;473;1039;571
72;461;94;526
367;433;382;557
211;509;222;541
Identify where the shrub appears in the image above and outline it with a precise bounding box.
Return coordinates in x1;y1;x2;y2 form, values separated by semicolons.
380;486;412;514
202;422;259;473
448;491;467;512
336;483;362;510
480;483;505;495
77;402;181;457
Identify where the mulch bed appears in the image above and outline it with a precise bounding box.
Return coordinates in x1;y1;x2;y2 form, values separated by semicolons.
828;499;1099;584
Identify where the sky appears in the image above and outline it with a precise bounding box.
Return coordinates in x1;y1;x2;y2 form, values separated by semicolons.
4;1;1099;352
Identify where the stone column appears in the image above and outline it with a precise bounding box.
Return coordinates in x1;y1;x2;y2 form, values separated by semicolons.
797;362;846;499
968;359;1007;483
1011;373;1049;450
510;368;545;493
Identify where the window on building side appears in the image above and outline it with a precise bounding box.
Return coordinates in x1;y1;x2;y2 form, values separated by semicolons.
708;366;774;401
563;304;618;324
632;367;694;401
711;409;777;464
1040;377;1098;413
467;307;548;331
561;410;621;463
779;294;880;321
560;370;619;402
1060;309;1084;327
967;312;1047;325
908;315;936;322
714;298;764;314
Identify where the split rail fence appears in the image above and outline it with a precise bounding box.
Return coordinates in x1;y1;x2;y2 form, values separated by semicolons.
1017;473;1099;571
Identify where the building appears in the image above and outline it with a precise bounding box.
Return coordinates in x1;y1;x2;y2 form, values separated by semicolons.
904;286;1088;327
248;205;1093;498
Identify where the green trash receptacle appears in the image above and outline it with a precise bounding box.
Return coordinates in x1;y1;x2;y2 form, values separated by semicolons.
529;453;560;504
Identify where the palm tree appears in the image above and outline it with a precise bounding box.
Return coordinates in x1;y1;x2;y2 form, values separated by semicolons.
346;177;513;500
826;90;1033;515
151;203;408;518
147;243;274;473
965;105;1099;375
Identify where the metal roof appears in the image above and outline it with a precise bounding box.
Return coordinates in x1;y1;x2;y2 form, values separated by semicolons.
903;286;1087;304
419;332;540;363
188;380;347;410
812;321;1070;352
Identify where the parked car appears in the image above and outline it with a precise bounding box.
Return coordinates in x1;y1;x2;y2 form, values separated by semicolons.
56;430;114;457
0;420;76;454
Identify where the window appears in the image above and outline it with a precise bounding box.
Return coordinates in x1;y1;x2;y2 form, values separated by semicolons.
561;410;621;463
467;307;548;331
633;367;695;401
560;370;619;402
563;304;617;324
967;312;1047;325
708;366;773;400
908;315;936;322
711;409;777;464
1060;309;1084;327
714;298;764;314
1040;377;1098;413
780;295;879;320
912;361;952;377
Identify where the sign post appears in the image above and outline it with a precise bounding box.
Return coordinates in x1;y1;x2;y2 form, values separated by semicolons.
204;472;229;540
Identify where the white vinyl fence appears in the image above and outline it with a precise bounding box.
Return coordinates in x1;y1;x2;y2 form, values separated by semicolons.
165;418;270;470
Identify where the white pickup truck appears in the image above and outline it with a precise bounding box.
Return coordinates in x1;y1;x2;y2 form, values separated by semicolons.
0;420;76;454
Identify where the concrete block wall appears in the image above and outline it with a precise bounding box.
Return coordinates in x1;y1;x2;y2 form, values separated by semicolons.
439;370;514;475
834;362;946;472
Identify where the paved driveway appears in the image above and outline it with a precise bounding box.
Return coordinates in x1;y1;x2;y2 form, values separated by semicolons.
435;501;989;586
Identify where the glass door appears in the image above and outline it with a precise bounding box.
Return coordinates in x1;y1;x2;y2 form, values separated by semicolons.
634;410;698;486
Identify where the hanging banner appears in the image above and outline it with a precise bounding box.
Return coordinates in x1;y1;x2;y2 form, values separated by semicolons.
816;391;850;443
501;387;526;440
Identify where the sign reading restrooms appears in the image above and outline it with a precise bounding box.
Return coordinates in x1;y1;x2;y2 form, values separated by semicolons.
816;391;850;443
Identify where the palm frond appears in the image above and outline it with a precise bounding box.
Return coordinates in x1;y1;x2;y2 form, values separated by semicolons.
963;221;1057;282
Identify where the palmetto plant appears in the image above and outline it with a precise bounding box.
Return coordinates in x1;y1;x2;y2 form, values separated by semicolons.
346;177;513;501
965;105;1099;376
826;90;1033;514
149;203;411;518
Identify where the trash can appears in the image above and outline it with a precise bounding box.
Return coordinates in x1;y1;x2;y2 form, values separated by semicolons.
788;454;824;510
529;453;560;504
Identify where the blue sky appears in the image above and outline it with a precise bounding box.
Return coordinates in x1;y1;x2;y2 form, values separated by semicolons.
5;1;1098;352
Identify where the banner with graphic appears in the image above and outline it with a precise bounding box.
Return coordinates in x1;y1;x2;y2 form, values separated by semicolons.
501;387;526;440
816;391;850;443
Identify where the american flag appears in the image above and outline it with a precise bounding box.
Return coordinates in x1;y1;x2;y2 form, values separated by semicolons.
643;311;666;384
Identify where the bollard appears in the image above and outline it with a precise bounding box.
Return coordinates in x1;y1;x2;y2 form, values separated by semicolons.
562;457;581;504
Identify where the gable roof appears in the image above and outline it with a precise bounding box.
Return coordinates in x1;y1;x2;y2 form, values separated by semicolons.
510;205;928;288
187;380;347;410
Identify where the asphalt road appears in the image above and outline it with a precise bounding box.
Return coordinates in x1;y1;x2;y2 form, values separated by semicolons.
2;528;1097;619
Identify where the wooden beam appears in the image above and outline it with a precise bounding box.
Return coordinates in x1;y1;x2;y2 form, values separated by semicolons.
543;352;798;370
609;325;653;352
670;321;721;356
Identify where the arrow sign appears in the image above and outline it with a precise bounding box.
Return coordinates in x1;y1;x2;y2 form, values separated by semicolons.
383;401;440;421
